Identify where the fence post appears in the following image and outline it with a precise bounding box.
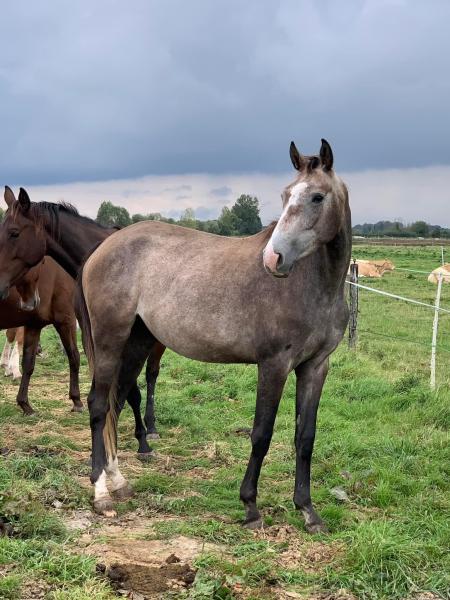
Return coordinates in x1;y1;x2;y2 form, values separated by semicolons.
348;260;359;349
430;272;443;390
441;246;445;266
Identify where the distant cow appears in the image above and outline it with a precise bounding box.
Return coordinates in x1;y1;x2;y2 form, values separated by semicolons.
428;264;450;284
348;259;395;278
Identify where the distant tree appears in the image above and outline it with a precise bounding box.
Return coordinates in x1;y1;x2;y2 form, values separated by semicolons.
203;220;220;234
217;206;238;236
96;201;131;227
0;207;4;221
409;220;429;237
231;194;262;235
132;212;163;223
178;207;197;229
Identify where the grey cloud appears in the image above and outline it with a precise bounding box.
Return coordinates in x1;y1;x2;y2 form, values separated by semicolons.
1;0;450;185
210;186;232;198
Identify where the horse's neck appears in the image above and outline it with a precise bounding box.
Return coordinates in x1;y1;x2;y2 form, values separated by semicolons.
45;213;112;278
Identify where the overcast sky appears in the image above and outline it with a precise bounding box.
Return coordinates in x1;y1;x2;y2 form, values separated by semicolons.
1;1;449;224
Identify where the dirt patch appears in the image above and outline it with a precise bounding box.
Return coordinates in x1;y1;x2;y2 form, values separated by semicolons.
254;525;343;573
104;561;196;597
20;581;52;600
88;534;221;567
310;591;358;600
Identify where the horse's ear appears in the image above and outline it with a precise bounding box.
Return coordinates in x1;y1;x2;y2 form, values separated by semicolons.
290;141;306;171
18;188;31;213
4;186;16;207
320;138;333;171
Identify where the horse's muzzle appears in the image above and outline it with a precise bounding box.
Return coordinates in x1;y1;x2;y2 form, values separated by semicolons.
19;291;40;312
263;243;290;278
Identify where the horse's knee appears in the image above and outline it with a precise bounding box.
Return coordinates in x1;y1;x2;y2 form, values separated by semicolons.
296;435;315;461
250;430;272;457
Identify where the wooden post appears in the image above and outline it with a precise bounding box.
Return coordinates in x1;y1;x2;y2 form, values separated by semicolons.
441;246;445;266
430;272;443;390
348;260;359;349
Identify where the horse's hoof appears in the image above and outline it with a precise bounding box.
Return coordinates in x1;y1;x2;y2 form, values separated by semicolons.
305;522;328;534
93;498;117;517
146;432;160;440
137;451;155;462
21;405;35;416
111;483;134;501
71;405;84;413
243;517;263;530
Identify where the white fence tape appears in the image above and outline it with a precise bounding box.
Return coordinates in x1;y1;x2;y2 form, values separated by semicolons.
346;280;450;315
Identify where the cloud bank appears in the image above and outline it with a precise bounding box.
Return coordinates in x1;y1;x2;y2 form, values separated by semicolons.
15;164;450;227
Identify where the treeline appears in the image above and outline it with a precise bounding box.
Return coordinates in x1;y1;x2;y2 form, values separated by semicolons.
96;194;262;236
353;220;450;238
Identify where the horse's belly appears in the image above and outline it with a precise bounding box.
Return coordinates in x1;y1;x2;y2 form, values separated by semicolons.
138;309;257;364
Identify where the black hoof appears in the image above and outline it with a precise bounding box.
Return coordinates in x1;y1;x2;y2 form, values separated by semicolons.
137;451;155;462
71;404;84;413
243;517;264;530
146;432;160;440
111;483;134;501
20;405;35;416
305;521;328;534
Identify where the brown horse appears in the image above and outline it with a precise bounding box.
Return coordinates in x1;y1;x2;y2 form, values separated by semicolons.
0;257;81;414
0;187;164;449
75;139;351;531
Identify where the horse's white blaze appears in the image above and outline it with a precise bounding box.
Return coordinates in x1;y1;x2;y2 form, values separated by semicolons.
8;343;21;379
94;470;110;501
106;456;127;492
288;182;308;207
0;339;11;369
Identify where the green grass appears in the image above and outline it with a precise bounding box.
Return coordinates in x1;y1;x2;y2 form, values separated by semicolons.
0;244;449;599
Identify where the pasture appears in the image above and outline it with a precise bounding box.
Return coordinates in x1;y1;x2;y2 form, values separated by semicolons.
0;244;449;600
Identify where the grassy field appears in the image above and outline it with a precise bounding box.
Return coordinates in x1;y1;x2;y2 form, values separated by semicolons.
0;245;449;600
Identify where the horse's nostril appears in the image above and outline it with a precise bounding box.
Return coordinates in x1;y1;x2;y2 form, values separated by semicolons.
277;253;284;268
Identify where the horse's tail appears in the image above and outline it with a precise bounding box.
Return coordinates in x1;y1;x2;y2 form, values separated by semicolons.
76;247;117;461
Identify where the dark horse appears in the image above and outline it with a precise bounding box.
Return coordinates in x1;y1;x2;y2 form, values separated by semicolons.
77;139;351;531
0;257;81;414
0;187;165;453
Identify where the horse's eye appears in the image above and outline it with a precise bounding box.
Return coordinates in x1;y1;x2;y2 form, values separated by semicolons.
8;229;19;238
311;193;325;204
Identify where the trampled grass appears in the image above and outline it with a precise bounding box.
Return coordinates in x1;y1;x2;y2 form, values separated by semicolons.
0;244;449;599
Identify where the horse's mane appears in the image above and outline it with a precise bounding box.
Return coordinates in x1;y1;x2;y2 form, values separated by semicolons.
10;200;114;237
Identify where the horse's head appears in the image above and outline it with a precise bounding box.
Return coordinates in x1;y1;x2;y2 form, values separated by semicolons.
15;261;42;311
263;139;348;277
0;187;46;299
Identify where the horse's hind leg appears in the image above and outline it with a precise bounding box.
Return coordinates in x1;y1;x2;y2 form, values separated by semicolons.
240;360;288;528
293;358;329;534
144;342;166;440
90;316;156;515
16;327;41;415
54;320;82;412
119;319;157;456
126;382;154;456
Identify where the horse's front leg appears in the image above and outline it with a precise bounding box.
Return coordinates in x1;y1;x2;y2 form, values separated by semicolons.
240;360;288;529
16;327;41;415
294;357;329;533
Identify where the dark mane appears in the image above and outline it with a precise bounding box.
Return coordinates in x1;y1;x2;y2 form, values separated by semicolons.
10;200;111;237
